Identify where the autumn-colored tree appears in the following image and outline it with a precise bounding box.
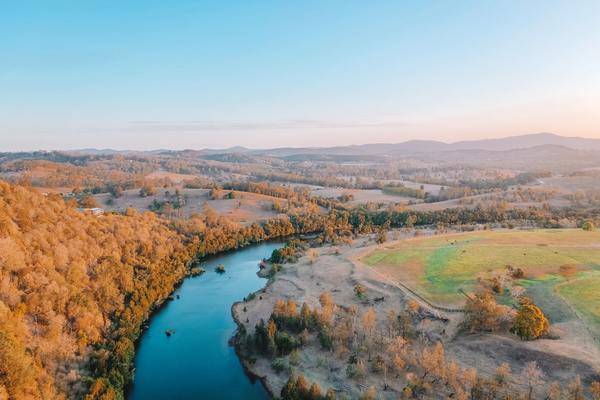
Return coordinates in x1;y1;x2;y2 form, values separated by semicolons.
79;194;99;208
406;299;421;314
387;335;408;374
307;248;318;264
590;381;600;400
308;383;322;400
545;381;563;400
376;228;387;244
84;378;118;400
464;290;515;333
361;308;377;338
511;298;550;340
139;183;156;197
324;388;336;400
267;319;277;338
359;386;377;400
458;367;478;397
566;376;584;400
420;342;446;382
494;362;512;386
582;220;596;231
318;292;336;327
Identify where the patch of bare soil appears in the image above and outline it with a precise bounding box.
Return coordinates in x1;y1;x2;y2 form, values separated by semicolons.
447;334;600;388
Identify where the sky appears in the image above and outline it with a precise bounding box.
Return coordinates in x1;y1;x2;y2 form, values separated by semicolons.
1;1;600;151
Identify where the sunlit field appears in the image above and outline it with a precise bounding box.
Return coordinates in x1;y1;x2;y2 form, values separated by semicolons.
363;229;600;333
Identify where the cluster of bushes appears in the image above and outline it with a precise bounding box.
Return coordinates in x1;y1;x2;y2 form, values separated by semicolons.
269;240;308;264
148;191;186;215
254;319;301;357
243;296;338;372
272;301;325;334
281;374;336;400
464;289;550;341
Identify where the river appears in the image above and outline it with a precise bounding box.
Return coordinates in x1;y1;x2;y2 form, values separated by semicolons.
127;242;281;400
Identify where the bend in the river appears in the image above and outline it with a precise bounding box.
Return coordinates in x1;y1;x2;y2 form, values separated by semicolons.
127;242;281;400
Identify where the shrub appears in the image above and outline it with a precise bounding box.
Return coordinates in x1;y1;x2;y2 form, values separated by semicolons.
281;374;330;400
376;229;387;244
79;195;99;208
139;184;156;197
271;358;289;374
346;359;367;380
511;298;550;340
582;220;596;231
464;291;515;333
274;332;301;355
190;266;205;276
354;284;367;298
318;329;334;351
371;355;385;373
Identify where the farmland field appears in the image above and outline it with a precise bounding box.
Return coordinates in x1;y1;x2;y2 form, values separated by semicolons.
557;271;600;336
362;229;600;333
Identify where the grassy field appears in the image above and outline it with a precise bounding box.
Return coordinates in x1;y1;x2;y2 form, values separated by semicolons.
363;229;600;331
557;271;600;336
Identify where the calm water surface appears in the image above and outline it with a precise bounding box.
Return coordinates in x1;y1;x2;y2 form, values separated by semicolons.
127;242;281;400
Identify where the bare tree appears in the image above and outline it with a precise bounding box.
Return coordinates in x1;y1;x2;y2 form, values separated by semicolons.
361;308;377;360
521;361;544;400
545;381;563;400
566;376;584;400
590;381;600;400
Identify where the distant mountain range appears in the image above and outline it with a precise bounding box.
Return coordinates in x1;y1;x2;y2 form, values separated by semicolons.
245;133;600;157
69;133;600;157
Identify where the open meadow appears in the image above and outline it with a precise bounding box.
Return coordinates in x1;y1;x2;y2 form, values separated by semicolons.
362;229;600;337
93;187;287;224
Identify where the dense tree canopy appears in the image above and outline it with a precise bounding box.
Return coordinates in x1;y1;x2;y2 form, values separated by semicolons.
0;181;192;399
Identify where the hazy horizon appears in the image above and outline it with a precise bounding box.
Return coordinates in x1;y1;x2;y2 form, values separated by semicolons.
2;1;600;151
3;131;600;153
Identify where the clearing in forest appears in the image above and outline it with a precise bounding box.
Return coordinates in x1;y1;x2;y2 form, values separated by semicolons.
362;229;600;335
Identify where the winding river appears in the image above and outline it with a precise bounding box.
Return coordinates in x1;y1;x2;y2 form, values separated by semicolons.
127;242;281;400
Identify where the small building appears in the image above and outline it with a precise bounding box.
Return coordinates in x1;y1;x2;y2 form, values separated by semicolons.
79;207;104;216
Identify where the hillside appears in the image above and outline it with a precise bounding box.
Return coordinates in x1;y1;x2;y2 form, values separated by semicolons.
0;180;339;399
0;181;192;399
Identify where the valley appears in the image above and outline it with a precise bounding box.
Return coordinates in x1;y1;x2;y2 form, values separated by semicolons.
2;136;600;399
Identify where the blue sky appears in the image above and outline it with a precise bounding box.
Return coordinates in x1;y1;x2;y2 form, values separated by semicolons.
1;1;599;150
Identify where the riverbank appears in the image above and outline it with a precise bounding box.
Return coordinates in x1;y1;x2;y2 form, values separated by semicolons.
231;233;450;398
231;300;278;399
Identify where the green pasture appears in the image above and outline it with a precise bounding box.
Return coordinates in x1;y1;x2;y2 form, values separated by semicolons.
557;271;600;336
363;229;600;331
